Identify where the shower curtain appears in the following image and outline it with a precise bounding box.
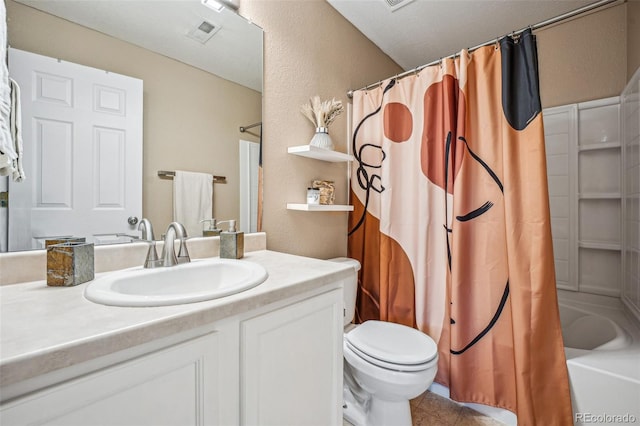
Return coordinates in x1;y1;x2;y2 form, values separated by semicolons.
348;30;572;425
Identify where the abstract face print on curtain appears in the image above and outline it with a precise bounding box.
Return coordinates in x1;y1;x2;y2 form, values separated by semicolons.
347;29;572;425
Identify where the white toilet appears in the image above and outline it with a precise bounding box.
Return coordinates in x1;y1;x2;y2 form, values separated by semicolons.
330;258;439;426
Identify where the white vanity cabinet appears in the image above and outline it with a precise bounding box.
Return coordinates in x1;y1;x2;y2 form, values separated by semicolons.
241;289;343;425
0;329;234;426
0;286;344;426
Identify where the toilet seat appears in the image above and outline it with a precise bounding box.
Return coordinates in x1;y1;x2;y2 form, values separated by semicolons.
345;340;437;372
345;320;438;372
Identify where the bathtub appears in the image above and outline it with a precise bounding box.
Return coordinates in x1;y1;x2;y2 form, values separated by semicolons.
558;290;640;426
430;290;640;425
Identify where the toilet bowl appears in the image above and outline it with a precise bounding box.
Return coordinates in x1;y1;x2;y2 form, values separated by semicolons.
329;258;438;426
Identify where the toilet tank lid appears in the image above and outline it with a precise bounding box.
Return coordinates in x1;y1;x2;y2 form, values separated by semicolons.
328;257;361;271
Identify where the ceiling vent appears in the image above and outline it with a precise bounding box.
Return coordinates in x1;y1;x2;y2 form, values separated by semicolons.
383;0;416;12
186;20;221;44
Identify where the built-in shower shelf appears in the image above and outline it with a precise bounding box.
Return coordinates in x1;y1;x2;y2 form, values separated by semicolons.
578;241;621;251
578;192;621;199
578;142;620;151
286;203;354;211
544;96;628;298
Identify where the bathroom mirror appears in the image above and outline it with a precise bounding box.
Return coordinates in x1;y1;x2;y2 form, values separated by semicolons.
1;0;263;252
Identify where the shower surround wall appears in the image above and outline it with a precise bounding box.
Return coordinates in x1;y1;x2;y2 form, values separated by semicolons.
544;97;623;297
622;68;640;323
544;78;640;325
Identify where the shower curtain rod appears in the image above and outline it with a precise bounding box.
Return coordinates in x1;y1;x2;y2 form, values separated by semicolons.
347;0;622;98
239;121;262;133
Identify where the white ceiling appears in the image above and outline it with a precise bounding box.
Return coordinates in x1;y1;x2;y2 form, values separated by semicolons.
15;0;607;92
14;0;263;92
328;0;597;71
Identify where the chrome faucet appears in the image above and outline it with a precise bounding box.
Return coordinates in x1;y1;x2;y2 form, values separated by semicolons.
161;222;191;267
139;218;154;241
138;218;161;268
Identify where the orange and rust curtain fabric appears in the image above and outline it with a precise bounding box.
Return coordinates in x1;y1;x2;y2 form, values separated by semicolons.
348;29;572;425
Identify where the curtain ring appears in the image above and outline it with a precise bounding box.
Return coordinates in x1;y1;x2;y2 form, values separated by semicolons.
512;30;522;43
525;25;534;38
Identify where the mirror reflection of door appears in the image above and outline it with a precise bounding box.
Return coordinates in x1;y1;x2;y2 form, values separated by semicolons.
239;139;260;233
7;48;143;251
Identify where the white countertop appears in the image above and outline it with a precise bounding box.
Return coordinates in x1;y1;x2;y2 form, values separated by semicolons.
0;250;352;388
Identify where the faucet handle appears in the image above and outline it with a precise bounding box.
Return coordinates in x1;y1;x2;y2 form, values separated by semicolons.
143;240;162;268
177;241;190;264
174;222;191;264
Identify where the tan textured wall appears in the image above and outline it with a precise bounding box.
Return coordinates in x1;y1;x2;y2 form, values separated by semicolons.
537;3;627;108
11;0;627;259
628;0;640;79
6;0;261;233
240;0;401;258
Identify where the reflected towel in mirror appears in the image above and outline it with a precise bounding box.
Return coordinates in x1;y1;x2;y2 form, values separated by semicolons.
173;170;213;237
0;0;17;177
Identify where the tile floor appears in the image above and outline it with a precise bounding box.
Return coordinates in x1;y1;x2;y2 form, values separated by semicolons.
410;391;505;425
344;390;505;426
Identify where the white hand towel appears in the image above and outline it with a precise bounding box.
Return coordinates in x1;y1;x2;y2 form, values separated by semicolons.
173;171;213;237
0;0;17;174
9;78;25;182
0;79;26;181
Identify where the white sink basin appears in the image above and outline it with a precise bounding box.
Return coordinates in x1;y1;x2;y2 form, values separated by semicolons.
84;258;268;307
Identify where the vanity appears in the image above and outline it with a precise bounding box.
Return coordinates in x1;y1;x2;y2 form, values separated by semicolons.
0;242;351;425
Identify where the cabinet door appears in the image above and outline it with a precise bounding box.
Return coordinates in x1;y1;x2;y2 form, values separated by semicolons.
0;332;222;426
241;289;343;426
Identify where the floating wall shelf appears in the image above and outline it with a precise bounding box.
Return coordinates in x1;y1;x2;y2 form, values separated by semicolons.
286;203;354;212
287;145;353;162
286;144;354;212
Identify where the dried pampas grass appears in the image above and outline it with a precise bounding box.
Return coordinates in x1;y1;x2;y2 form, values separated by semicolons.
301;95;344;129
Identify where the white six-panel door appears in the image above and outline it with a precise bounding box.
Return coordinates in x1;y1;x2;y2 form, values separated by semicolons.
8;48;142;250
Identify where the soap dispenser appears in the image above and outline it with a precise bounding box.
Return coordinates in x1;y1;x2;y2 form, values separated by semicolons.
200;218;221;237
220;219;244;259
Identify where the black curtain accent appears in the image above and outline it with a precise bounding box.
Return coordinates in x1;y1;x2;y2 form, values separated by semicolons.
500;28;541;131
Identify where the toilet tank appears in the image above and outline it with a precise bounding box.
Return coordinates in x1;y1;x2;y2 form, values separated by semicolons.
328;257;361;326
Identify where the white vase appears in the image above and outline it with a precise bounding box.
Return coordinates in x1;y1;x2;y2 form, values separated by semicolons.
309;127;334;150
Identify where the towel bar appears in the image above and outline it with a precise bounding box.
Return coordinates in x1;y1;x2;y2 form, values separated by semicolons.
157;170;227;184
